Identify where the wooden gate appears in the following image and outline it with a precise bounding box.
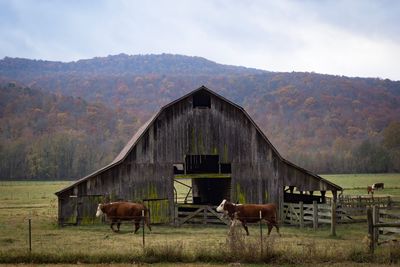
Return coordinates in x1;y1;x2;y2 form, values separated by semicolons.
175;204;229;226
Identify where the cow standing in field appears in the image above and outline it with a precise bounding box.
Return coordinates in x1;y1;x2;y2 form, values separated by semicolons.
96;202;152;233
216;199;280;236
373;183;384;190
367;183;384;195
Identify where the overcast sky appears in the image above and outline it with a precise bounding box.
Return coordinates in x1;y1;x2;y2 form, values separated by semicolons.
1;0;399;80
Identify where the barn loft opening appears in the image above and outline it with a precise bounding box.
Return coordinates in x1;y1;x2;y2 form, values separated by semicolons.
185;155;219;173
193;90;211;108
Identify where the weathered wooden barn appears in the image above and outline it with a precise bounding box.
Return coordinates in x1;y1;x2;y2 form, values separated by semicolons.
55;86;342;225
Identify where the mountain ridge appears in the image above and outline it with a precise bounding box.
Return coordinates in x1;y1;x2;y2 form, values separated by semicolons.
0;53;266;76
0;54;399;179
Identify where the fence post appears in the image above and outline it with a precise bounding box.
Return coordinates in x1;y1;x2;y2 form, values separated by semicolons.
330;201;336;236
28;218;32;252
372;205;379;245
142;210;145;248
367;208;374;253
313;201;318;230
203;206;207;225
259;210;263;257
299;201;304;228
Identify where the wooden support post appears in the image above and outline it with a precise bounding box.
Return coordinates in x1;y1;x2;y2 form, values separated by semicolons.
313;201;318;230
331;201;336;236
372;206;379;245
174;205;178;226
367;208;374;253
289;203;293;224
203;206;207;224
142;210;145;248
259;210;263;257
28;218;32;252
299;201;304;228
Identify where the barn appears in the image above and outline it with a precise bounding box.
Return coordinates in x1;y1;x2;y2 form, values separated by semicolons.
55;86;342;226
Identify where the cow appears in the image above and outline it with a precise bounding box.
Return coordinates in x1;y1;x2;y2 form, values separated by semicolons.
96;202;152;233
216;199;280;236
367;183;384;195
372;183;384;190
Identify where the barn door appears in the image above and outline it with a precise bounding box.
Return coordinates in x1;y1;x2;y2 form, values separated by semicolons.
144;199;170;224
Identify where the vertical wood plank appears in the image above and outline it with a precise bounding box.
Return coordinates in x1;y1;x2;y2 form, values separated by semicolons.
313;201;318;230
299;201;304;228
331;201;336;236
367;208;374;254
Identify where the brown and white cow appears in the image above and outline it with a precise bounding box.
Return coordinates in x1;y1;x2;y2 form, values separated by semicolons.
216;199;280;236
367;183;384;194
96;202;152;233
373;183;384;190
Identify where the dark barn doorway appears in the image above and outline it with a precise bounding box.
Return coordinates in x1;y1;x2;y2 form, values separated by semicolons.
174;155;232;205
192;177;231;205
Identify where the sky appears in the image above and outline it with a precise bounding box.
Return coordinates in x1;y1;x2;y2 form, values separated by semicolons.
1;0;399;80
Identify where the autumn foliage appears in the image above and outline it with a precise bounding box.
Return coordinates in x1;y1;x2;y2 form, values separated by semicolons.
0;54;399;179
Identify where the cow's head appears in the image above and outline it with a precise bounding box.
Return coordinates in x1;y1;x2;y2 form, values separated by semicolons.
216;199;227;213
96;203;104;217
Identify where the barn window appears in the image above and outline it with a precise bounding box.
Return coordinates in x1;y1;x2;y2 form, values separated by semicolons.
185;155;219;173
193;91;211;108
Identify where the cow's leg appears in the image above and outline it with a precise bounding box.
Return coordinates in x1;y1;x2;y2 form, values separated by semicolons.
117;222;121;232
275;224;281;236
110;220;117;232
145;216;152;232
241;221;249;235
267;223;273;236
134;221;140;234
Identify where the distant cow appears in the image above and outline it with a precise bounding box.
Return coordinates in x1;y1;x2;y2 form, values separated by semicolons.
372;183;384;190
96;202;152;233
216;199;280;236
367;183;384;194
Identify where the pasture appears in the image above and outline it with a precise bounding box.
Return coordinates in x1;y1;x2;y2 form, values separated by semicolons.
0;175;400;265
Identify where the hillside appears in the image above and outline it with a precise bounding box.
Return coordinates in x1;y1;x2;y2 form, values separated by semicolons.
0;53;264;77
0;54;399;179
0;82;138;179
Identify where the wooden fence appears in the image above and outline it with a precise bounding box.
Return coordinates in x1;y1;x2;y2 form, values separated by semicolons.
367;205;400;253
283;198;399;236
283;201;337;235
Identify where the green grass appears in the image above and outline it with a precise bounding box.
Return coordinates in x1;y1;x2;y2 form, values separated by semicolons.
0;177;400;264
321;173;400;199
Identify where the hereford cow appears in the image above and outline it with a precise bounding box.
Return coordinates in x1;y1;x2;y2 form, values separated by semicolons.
372;183;384;190
367;183;384;194
96;202;152;233
216;199;280;236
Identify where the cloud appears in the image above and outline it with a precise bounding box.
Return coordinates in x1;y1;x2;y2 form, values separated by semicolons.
0;0;399;80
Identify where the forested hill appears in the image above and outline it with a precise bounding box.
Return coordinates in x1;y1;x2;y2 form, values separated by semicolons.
0;54;400;179
0;54;264;77
0;82;138;179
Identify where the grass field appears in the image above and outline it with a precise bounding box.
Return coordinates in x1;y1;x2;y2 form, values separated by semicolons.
321;173;400;198
0;174;399;265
